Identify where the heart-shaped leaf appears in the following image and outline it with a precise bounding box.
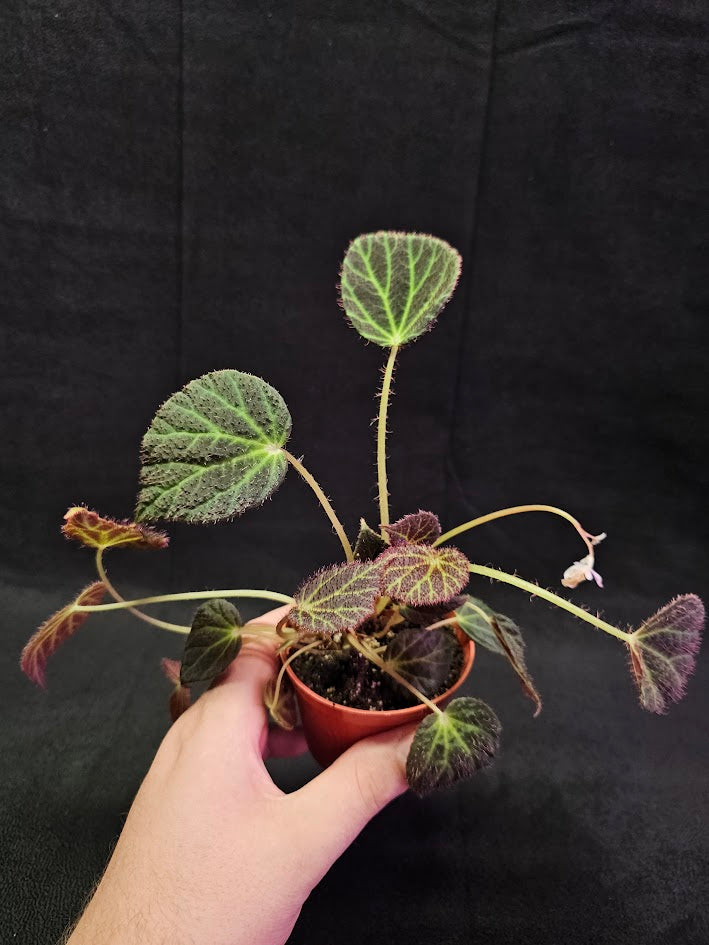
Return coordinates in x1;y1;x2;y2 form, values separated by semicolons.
136;370;292;524
264;673;298;730
383;627;460;697
161;657;192;721
379;544;470;607
406;697;501;795
180;599;243;685
288;561;381;634
21;582;107;688
453;596;541;716
353;518;388;561
63;506;169;551
382;510;441;546
339;232;461;347
627;594;705;714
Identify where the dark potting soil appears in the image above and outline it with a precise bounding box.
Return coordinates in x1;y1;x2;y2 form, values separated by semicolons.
290;625;465;711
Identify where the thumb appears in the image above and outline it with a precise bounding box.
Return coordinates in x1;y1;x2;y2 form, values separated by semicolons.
289;722;417;883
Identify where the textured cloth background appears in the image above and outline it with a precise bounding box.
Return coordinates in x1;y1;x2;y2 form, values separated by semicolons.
1;2;708;942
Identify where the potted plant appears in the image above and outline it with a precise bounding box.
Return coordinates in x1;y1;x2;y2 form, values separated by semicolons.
21;231;705;795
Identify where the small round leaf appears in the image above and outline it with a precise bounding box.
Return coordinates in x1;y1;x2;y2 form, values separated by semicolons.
340;232;461;347
180;599;243;685
406;697;501;795
136;370;292;524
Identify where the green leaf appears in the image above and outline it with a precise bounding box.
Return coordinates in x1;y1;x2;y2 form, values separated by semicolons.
264;673;298;730
383;627;460;697
339;231;462;347
453;597;505;654
406;697;501;795
454;596;541;717
353;518;388;561
288;561;381;634
180;599;243;685
379;544;470;607
627;594;704;714
382;510;441;546
136;370;292;524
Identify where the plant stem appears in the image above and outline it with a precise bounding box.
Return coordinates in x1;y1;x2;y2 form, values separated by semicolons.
467;563;631;642
281;449;353;562
94;549;190;634
269;640;322;713
435;504;598;558
74;588;294;615
377;344;399;530
346;632;443;715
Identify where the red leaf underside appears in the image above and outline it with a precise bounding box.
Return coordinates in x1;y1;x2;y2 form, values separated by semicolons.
21;581;107;688
63;506;168;551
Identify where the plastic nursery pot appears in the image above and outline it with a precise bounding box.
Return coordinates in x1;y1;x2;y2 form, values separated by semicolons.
283;633;476;767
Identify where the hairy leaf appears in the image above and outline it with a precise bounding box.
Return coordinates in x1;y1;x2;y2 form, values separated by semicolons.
382;510;441;546
63;506;168;550
180;599;243;685
353;518;388;561
161;657;192;721
288;561;381;634
339;231;462;347
627;594;705;714
379;544;470;607
406;697;501;795
264;673;298;730
454;596;541;716
136;370;291;524
21;582;106;688
383;627;460;697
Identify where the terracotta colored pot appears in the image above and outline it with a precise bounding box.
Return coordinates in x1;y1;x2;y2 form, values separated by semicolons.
284;635;476;767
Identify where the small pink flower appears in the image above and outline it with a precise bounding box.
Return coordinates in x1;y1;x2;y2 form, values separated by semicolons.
562;554;603;589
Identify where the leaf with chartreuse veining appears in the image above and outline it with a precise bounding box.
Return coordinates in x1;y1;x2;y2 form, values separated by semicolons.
453;596;541;716
379;544;470;607
264;672;298;730
353;518;388;561
63;506;168;550
382;510;441;546
136;370;292;524
21;582;106;688
383;627;460;698
406;697;501;795
288;561;381;634
339;232;461;347
627;594;704;714
180;600;243;685
161;657;192;721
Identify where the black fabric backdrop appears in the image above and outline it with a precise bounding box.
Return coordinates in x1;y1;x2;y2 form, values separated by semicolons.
2;2;708;943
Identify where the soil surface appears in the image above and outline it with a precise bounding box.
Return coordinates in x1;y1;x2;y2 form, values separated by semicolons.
290;621;465;711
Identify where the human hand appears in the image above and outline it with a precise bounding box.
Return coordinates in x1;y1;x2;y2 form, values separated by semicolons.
66;605;416;945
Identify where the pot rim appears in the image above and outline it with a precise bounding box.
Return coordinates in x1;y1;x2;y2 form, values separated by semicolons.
283;635;475;720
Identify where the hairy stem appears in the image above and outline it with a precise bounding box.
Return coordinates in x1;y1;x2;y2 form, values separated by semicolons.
74;588;294;615
468;563;631;642
281;449;353;562
346;631;443;715
95;549;190;634
377;344;399;530
435;504;598;558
